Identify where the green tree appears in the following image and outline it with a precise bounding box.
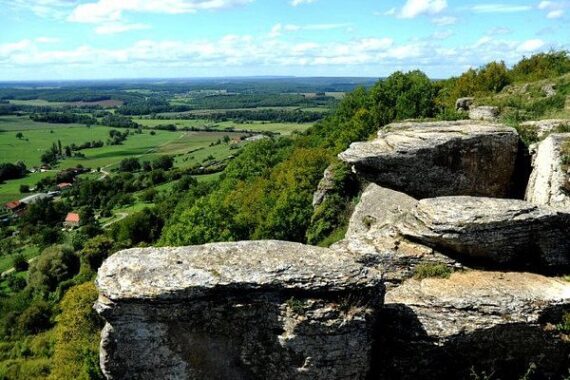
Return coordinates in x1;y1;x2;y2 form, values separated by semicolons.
16;132;23;139
28;245;80;293
50;282;104;380
80;236;115;272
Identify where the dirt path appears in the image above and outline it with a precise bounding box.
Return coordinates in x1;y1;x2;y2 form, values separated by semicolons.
1;256;38;278
102;212;128;228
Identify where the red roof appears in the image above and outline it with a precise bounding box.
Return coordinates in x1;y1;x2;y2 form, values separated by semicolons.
5;200;21;210
65;212;80;223
57;183;73;189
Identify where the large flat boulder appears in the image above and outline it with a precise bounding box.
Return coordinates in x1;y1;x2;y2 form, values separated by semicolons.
399;196;570;270
332;184;458;287
338;121;519;199
96;240;383;380
526;133;570;211
372;271;570;379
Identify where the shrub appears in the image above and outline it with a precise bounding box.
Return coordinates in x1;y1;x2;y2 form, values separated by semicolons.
17;300;52;334
50;282;104;380
413;263;452;280
12;255;29;272
80;236;115;272
6;274;27;292
27;245;80;293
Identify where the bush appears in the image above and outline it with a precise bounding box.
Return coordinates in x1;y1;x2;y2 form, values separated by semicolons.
80;236;115;272
413;263;452;280
27;245;80;293
19;184;30;194
6;274;26;292
17;300;51;334
12;255;29;272
50;282;104;380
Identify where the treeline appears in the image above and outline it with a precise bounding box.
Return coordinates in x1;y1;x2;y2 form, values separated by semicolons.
437;50;570;109
31;112;97;125
116;94;337;115
152;108;327;123
0;162;27;183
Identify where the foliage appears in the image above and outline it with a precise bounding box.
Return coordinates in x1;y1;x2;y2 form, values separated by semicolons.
80;236;115;272
511;51;570;82
118;157;140;172
0;162;26;183
27;245;80;294
50;282;104;380
413;263;452;280
110;208;164;245
17;301;51;335
12;255;28;272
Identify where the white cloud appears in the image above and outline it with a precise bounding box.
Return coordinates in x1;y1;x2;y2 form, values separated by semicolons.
537;0;568;18
35;37;60;44
291;0;317;6
399;0;447;18
0;32;558;80
68;0;253;23
95;23;151;35
7;0;78;19
517;38;545;52
471;4;532;13
432;16;457;25
269;23;351;37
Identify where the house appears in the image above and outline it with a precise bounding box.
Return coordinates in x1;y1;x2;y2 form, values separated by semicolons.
64;212;81;228
57;182;73;190
4;200;25;215
20;193;52;205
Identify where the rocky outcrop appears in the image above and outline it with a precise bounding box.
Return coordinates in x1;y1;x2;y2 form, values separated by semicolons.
520;119;570;139
455;97;474;111
332;184;457;287
95;241;383;380
399;196;570;270
526;133;570;211
542;83;557;97
338;121;519;199
373;271;570;379
312;165;336;207
469;106;499;121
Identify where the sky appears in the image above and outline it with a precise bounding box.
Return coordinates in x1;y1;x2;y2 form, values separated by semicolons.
1;0;569;81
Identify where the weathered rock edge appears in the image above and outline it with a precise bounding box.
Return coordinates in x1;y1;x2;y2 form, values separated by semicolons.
526;133;570;211
96;241;384;380
399;196;570;270
338;121;519;199
373;271;570;379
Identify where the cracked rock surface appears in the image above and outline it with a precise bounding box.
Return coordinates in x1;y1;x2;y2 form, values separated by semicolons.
398;196;570;270
338;121;519;198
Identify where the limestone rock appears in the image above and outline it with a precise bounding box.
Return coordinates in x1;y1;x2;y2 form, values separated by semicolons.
332;184;457;288
373;271;570;379
312;165;336;207
542;83;557;97
455;97;474;111
469;106;499;121
338;121;519;199
399;196;570;270
96;240;383;380
520;119;570;139
526;133;570;211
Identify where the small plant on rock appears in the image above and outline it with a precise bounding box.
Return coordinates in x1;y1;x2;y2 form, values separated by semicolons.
413;263;452;280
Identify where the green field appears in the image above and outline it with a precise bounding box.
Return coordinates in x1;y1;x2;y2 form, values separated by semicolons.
134;117;311;135
0;172;55;204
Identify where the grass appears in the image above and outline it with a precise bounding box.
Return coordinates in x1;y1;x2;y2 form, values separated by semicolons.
0;172;55;204
413;263;452;280
0;246;40;274
133;117;312;136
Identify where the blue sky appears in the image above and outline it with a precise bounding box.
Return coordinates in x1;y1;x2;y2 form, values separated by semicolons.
1;0;569;80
